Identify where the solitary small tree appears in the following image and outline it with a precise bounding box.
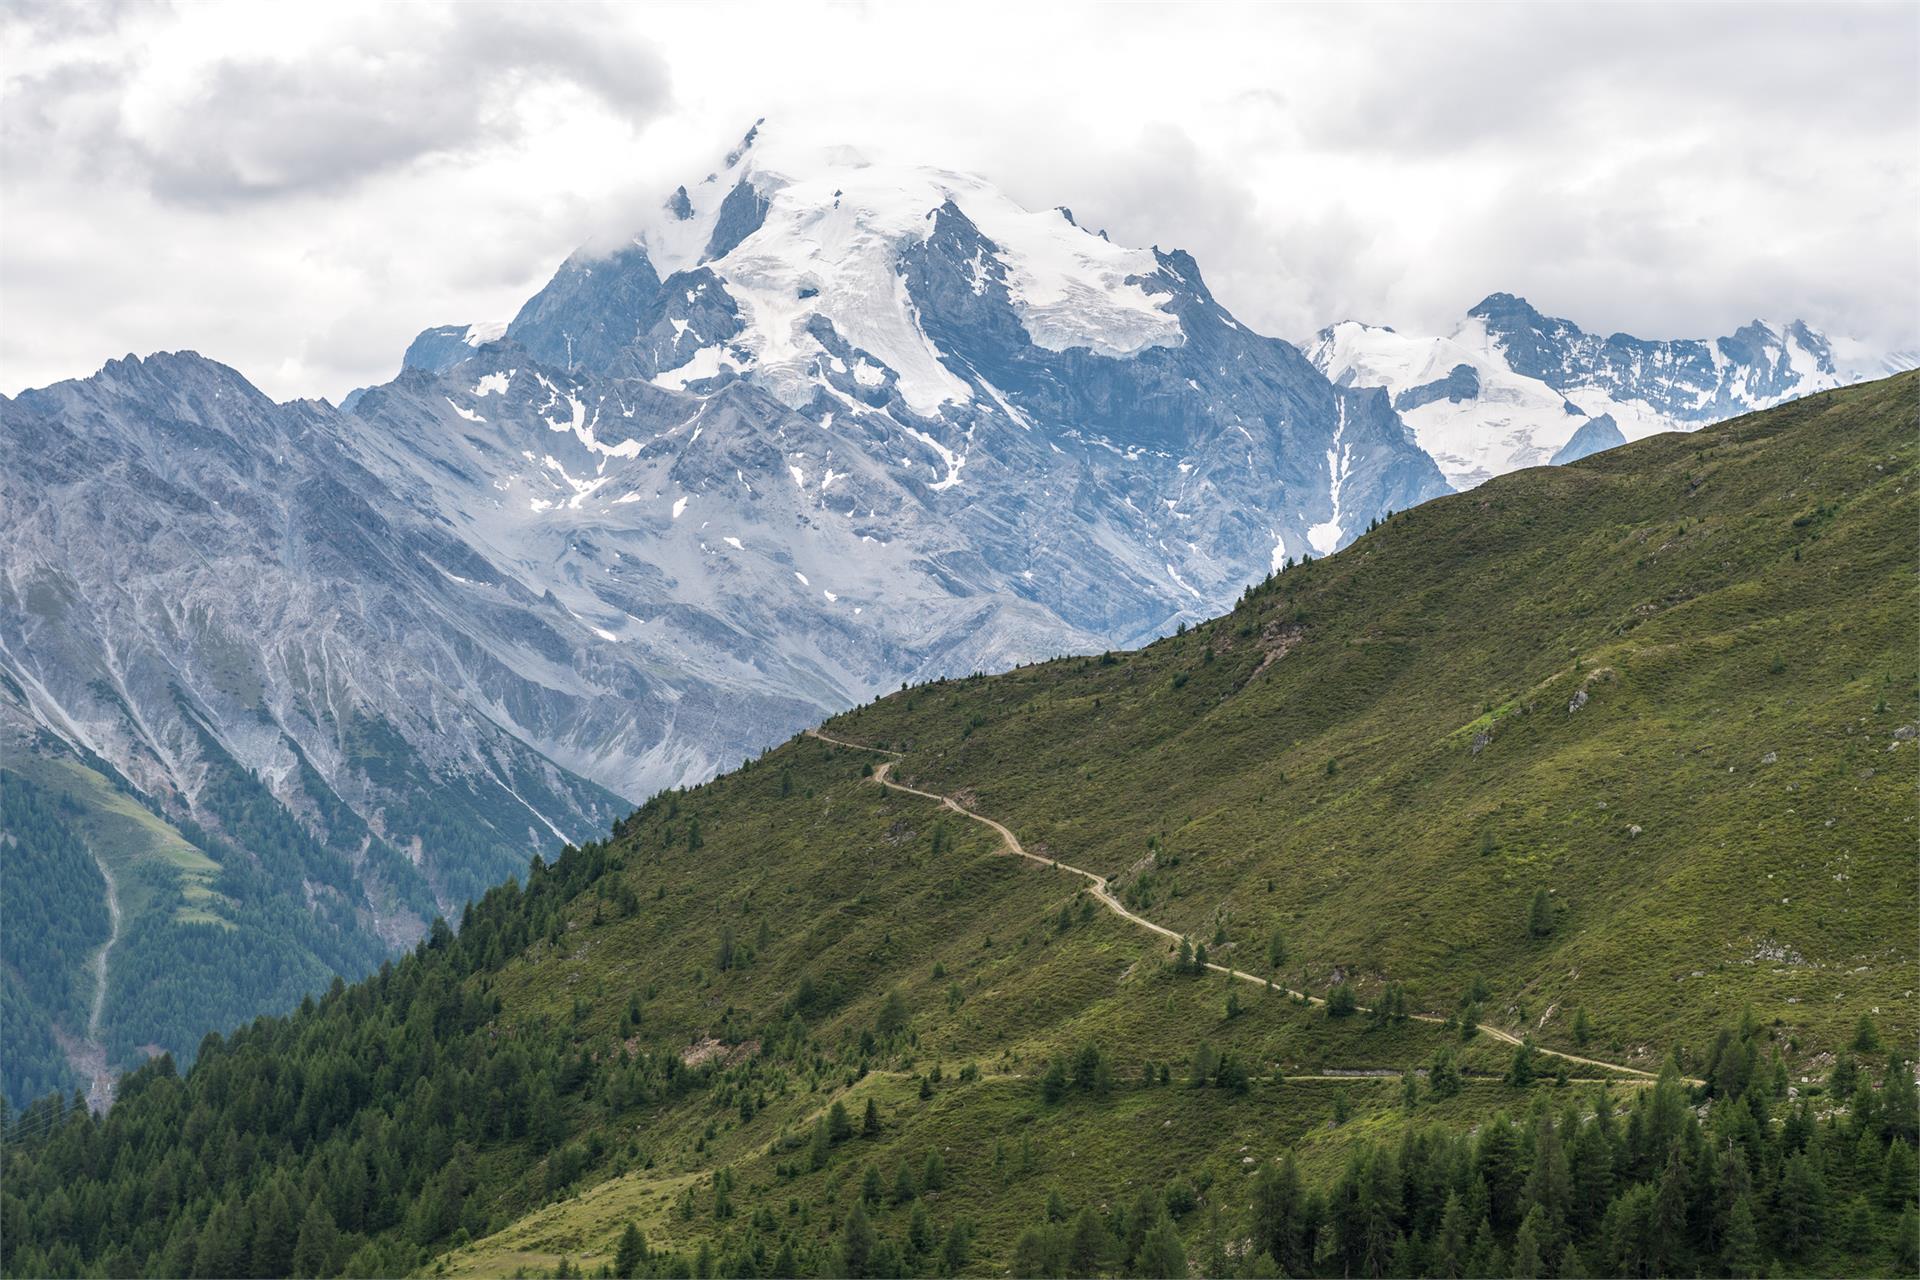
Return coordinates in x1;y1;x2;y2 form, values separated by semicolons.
1266;927;1287;970
1527;889;1554;938
1429;1047;1462;1099
876;989;910;1037
1189;1043;1219;1088
1853;1013;1882;1053
809;1116;831;1170
1042;1058;1069;1104
1505;1039;1538;1087
1572;1007;1591;1047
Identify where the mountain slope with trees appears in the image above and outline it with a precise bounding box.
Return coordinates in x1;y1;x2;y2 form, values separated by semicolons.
1;374;1913;1279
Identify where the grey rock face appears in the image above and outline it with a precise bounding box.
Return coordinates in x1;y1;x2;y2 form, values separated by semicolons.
1468;293;1843;423
1394;364;1480;413
1549;413;1627;465
0;354;627;895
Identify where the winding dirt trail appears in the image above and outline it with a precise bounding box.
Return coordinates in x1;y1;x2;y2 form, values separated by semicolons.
807;728;1681;1085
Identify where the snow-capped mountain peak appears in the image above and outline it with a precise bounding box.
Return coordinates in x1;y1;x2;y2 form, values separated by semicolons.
1313;296;1898;490
614;121;1186;414
1307;318;1586;490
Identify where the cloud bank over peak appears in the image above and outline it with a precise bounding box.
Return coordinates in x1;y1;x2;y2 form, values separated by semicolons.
2;0;1913;402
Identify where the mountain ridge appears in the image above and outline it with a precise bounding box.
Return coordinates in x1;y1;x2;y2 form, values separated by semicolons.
1309;292;1902;490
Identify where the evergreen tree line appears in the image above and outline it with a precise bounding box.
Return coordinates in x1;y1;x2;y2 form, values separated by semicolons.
0;790;918;1280
527;1017;1920;1280
0;770;110;1108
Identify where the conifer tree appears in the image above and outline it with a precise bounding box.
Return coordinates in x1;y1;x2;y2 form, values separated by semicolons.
615;1222;648;1279
1853;1013;1881;1052
1136;1213;1189;1278
1881;1055;1919;1146
1512;1205;1547;1278
1504;1039;1538;1087
1069;1205;1112;1274
839;1200;876;1278
809;1116;831;1170
1895;1204;1919;1275
907;1202;934;1256
1429;1046;1463;1099
941;1221;972;1276
1776;1150;1827;1255
1528;888;1555;937
1524;1111;1572;1245
290;1198;339;1277
1432;1192;1469;1280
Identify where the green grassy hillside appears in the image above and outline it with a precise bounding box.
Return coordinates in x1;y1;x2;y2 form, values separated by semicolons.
1;375;1913;1280
838;371;1918;1064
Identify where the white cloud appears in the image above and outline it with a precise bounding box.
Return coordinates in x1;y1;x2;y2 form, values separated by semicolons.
1;0;1913;402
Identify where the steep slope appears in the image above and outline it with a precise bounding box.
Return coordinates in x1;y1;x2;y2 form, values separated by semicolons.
841;373;1917;1060
2;377;1910;1280
1309;300;1903;489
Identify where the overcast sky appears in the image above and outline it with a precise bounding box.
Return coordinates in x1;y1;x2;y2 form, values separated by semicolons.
4;0;1916;402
